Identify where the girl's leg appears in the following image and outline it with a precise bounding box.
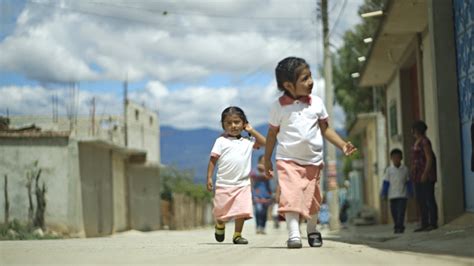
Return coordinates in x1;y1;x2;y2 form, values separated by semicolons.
234;218;244;234
285;212;302;248
217;219;225;227
214;219;226;242
306;213;319;235
306;213;323;247
233;218;248;244
285;212;300;240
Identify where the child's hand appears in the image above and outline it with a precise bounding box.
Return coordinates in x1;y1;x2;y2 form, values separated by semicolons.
244;123;253;132
264;159;273;179
343;141;357;156
207;179;213;192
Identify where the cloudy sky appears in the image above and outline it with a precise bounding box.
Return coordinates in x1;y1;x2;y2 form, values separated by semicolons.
0;0;364;130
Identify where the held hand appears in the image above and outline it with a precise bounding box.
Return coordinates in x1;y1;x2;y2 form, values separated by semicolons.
264;160;274;179
343;141;357;156
207;179;213;192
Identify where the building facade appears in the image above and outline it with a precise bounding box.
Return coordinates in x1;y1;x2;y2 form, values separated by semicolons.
0;101;162;236
358;0;471;224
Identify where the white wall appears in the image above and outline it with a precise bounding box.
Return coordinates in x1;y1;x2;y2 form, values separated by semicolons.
0;137;84;234
126;102;160;163
127;164;161;231
112;152;128;232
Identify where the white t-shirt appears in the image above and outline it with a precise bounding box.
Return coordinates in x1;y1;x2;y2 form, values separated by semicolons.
269;95;329;165
383;164;409;199
210;135;256;187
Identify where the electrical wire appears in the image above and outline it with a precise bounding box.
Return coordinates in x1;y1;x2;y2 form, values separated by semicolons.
327;0;348;42
28;0;314;35
82;0;314;21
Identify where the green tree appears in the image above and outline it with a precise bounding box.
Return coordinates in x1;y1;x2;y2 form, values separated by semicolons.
333;0;387;127
160;166;212;203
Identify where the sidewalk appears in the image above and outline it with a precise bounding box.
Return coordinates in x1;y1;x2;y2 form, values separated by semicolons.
325;213;474;259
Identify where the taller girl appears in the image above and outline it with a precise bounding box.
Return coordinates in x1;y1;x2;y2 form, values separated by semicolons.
207;106;266;244
264;57;357;248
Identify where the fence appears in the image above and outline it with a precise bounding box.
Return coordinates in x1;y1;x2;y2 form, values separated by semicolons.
161;194;213;230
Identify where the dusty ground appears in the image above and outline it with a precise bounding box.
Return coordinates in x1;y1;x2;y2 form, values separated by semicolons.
1;220;473;265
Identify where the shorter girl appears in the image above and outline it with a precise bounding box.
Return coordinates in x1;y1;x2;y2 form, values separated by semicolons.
207;106;266;244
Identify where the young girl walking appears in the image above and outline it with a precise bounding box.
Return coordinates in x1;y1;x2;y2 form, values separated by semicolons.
264;57;357;248
207;106;266;244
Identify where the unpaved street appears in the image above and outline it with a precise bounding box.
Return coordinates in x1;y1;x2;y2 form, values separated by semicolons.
1;222;472;265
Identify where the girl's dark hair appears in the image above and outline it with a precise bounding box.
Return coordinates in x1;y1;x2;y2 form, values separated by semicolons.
412;120;428;135
275;57;310;91
220;106;248;130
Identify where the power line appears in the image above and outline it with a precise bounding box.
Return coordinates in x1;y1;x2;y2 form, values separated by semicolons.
229;22;316;87
327;0;348;42
78;0;315;21
29;0;314;34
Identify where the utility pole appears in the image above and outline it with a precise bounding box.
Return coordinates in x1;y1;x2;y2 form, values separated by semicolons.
90;97;96;136
321;0;340;230
123;78;128;147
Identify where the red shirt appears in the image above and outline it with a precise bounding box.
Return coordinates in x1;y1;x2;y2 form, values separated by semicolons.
411;136;437;183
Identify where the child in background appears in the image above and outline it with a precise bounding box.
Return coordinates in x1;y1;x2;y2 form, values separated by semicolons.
251;155;273;234
207;106;266;244
264;57;357;248
381;148;410;234
318;196;330;230
271;185;281;229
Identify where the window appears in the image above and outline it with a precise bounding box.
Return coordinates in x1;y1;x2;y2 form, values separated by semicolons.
389;101;398;137
135;109;139;121
149;116;153;125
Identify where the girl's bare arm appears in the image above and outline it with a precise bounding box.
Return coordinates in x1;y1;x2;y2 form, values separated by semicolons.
206;156;218;191
245;123;266;148
264;127;278;178
319;120;357;155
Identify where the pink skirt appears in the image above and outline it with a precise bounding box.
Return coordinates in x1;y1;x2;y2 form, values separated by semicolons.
277;160;323;219
213;185;253;222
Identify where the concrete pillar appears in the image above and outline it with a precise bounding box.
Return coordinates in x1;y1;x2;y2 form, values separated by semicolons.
427;0;464;223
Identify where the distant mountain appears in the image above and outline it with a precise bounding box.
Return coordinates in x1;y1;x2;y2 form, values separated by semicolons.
160;125;268;184
160;125;347;184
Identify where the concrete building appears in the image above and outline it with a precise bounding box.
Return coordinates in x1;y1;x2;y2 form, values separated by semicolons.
358;0;472;224
9;101;160;164
349;112;388;223
0;101;162;236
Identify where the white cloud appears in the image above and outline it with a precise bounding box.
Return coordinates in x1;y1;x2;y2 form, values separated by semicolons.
1;0;363;129
1;78;346;131
0;85;120;118
1;0;364;83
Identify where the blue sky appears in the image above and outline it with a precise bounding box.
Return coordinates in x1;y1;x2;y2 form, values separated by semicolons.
0;0;364;130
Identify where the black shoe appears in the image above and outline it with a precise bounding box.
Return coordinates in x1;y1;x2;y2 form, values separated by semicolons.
414;226;428;232
233;236;248;244
394;229;404;234
425;225;438;231
307;232;323;247
214;225;225;242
